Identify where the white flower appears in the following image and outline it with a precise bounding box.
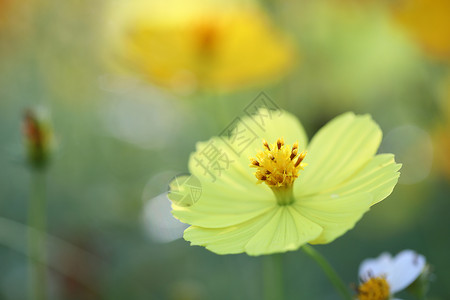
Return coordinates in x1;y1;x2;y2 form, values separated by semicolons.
357;250;426;300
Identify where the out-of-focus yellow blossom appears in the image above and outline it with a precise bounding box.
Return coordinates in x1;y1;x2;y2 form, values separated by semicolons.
104;0;294;93
433;79;450;180
392;0;450;61
434;125;450;180
0;0;11;29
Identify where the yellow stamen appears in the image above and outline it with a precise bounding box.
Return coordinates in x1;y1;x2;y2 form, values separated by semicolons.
290;147;298;160
358;277;390;300
295;151;306;167
249;138;307;205
250;159;260;166
263;139;271;151
277;137;284;149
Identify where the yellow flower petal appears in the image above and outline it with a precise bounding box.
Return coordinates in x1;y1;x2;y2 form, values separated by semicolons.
327;154;401;205
170;136;273;228
238;108;309;160
295;112;382;196
171;182;275;228
184;206;322;256
183;209;279;255
295;192;373;244
187;137;264;191
244;206;322;256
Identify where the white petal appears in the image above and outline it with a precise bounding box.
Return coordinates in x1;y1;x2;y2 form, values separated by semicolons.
358;250;426;294
388;250;426;293
358;252;393;282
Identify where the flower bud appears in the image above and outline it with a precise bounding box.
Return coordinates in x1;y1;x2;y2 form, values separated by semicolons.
22;108;54;170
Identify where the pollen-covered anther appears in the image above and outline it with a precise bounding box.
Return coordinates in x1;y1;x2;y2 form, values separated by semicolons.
250;159;260;167
295;151;307;167
277;137;284;150
249;138;307;189
263;139;270;151
290;148;298;160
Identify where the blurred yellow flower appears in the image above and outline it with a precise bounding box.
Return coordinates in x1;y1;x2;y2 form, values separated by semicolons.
170;109;400;256
433;78;450;180
393;0;450;61
434;125;450;180
105;0;295;93
0;0;11;29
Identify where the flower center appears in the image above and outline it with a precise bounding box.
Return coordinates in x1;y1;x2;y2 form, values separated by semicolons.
358;277;390;300
193;20;220;56
249;138;307;205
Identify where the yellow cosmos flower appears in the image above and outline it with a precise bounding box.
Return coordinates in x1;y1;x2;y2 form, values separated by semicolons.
392;0;450;60
105;0;294;92
170;109;401;256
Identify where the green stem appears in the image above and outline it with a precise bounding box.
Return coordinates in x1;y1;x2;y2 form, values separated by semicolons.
28;170;47;300
302;245;352;300
263;254;284;300
417;285;428;300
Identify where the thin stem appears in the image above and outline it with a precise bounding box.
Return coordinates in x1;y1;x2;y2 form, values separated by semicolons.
417;283;428;300
302;245;352;300
28;170;47;300
263;254;284;300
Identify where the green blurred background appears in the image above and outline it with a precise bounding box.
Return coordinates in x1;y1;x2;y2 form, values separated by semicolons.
0;0;449;299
